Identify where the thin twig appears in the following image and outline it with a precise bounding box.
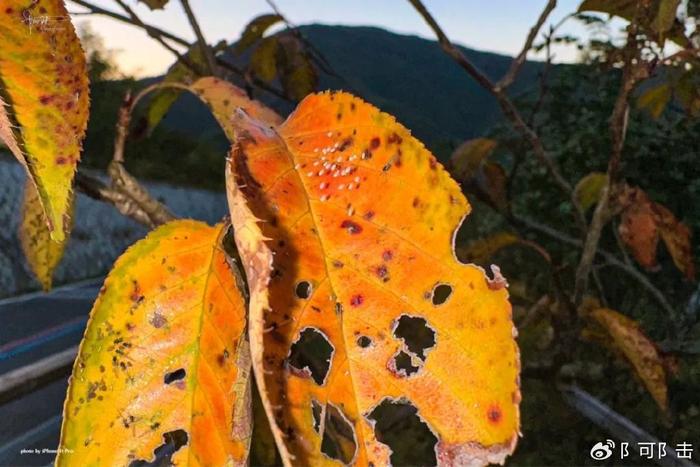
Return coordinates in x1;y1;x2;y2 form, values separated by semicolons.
407;0;585;228
68;0;290;100
179;0;219;76
573;28;647;305
497;0;557;91
516;215;674;315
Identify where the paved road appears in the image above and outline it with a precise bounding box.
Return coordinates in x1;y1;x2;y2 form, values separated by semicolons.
0;280;101;466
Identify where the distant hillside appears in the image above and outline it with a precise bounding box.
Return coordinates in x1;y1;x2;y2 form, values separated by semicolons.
161;24;545;155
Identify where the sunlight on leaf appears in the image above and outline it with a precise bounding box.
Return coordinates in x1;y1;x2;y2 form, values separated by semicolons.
0;0;89;241
58;220;252;466
222;91;520;466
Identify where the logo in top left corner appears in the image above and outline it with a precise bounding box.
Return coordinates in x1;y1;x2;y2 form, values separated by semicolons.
590;440;615;461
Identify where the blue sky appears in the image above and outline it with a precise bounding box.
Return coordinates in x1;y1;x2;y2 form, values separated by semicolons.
71;0;589;77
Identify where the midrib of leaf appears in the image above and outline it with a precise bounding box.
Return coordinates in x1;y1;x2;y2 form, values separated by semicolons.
274;131;371;464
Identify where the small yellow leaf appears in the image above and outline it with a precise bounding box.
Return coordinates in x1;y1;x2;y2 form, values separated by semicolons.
251;36;280;83
574;172;607;211
591;308;669;415
58;220;252;466
460;232;519;265
0;0;90;241
19;180;73;291
654;0;681;34
637;83;672;119
656;203;695;280
449;138;498;180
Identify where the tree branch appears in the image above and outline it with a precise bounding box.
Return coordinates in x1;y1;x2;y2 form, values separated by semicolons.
68;0;290;101
179;0;218;76
497;0;557;91
515;215;674;315
573;31;647;304
407;0;585;227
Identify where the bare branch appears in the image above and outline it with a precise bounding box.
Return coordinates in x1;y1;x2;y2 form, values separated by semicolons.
497;0;557;91
516;215;674;316
407;0;585;226
179;0;219;76
573;34;648;304
68;0;290;101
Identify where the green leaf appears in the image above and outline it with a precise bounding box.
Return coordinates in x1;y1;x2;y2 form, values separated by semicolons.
251;36;280;82
654;0;681;34
637;82;672;119
574;172;607;211
234;14;283;54
277;35;317;100
449;138;498;180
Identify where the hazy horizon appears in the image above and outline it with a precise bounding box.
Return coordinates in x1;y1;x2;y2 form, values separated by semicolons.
70;0;589;77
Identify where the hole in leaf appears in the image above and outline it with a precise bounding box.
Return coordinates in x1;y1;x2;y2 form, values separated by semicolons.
431;283;453;305
129;429;189;467
312;400;323;433
288;327;334;385
164;368;186;385
393;315;436;360
391;350;420;377
321;403;357;465
356;335;372;348
367;399;437;466
295;280;313;299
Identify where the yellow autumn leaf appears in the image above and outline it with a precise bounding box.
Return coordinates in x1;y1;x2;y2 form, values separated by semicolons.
19;179;73;291
58;220;252;466
222;92;520;466
574;172;607;212
0;0;90;241
591;308;669;415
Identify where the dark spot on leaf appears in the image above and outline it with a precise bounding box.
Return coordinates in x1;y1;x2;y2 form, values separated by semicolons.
340;220;362;235
295;280;313;299
129;429;189;467
370;137;381;149
164;368;186;385
394;315;436;360
363;210;375;220
487;404;502;424
321;404;357;465
150;312;167;328
431;283;453;305
367;399;437;466
350;294;364;307
382;250;393;261
288;328;334;386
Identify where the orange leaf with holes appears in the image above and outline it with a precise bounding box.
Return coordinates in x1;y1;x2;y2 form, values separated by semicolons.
590;308;669;415
58;220;252;466
222;92;520;466
0;0;89;241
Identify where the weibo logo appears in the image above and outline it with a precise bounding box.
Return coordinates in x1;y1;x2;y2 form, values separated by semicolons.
590;440;616;460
